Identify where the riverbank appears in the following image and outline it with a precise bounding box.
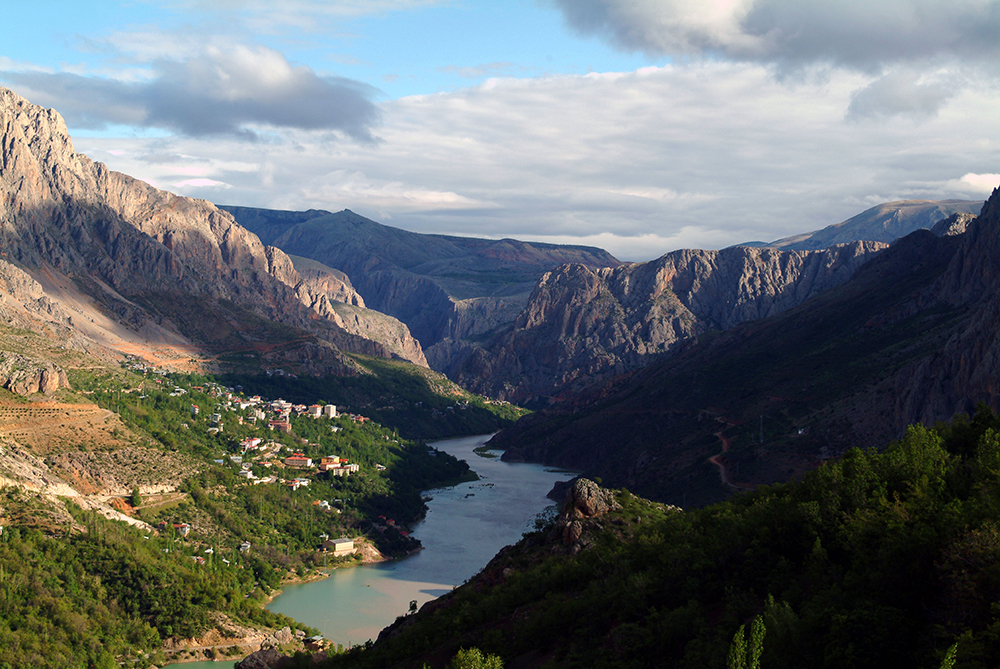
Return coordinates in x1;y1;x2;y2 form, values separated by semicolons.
264;434;575;647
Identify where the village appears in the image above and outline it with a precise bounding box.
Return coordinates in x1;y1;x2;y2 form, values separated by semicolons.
114;359;435;569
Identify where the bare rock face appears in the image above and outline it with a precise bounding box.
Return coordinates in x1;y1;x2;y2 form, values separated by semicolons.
289;254;365;308
0;88;426;369
454;240;885;403
932;212;977;237
549;478;622;554
562;478;621;519
235;648;290;669
0;352;69;395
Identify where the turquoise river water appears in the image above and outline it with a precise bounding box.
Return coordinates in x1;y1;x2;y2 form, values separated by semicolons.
167;434;573;668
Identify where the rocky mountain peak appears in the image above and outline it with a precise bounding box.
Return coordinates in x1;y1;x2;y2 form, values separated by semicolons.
0;87;426;370
454;239;886;403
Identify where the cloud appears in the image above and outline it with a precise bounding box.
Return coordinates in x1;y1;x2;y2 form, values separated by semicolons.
548;0;1000;69
941;173;1000;196
74;62;1000;261
847;69;958;119
2;45;381;141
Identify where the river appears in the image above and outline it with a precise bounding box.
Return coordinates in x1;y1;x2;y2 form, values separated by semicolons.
168;434;572;667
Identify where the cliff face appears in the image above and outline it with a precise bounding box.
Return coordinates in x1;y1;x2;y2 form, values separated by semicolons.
454;240;885;403
489;189;1000;506
870;188;1000;432
222;206;622;367
0;88;426;370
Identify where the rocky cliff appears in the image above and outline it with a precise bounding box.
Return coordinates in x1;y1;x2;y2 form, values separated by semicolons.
0;88;426;370
453;240;885;403
221;206;621;370
489;189;1000;506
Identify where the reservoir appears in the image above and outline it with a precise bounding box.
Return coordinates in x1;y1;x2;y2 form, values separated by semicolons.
168;434;571;667
268;434;573;645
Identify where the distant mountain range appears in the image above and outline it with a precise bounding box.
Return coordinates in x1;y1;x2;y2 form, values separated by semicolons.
489;195;998;507
224;200;984;409
219;205;620;368
742;199;982;250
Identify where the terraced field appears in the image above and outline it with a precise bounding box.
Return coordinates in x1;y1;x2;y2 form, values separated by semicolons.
0;400;127;454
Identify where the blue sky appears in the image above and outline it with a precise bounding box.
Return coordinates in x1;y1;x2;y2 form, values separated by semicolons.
2;0;998;260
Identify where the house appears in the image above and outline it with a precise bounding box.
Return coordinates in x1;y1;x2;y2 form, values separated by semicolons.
323;404;338;418
307;404;323;417
173;523;191;537
321;537;355;557
327;463;359;477
318;455;341;471
284;454;313;468
240;437;263;451
239;541;251;553
269;419;291;433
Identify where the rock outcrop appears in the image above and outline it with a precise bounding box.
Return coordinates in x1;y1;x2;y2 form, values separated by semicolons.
550;478;623;554
455;240;885;403
0;352;69;395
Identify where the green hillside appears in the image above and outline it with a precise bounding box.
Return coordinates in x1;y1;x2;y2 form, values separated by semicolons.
323;408;1000;669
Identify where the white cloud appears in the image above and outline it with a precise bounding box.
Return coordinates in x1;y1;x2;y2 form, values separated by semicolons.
172;178;230;188
2;44;381;140
847;69;959;119
549;0;1000;69
941;173;1000;196
73;62;1000;261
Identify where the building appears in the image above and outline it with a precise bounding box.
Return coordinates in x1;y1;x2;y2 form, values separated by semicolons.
269;419;291;433
284;454;313;468
321;537;355;557
323;404;338;418
326;462;360;477
318;455;341;471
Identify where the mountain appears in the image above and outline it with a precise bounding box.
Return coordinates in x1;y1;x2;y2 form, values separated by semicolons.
0;88;425;373
219;205;621;367
314;414;1000;668
752;198;982;250
451;240;886;405
488;192;997;507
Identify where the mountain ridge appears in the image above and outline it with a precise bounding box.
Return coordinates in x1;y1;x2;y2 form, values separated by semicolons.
488;188;999;506
747;198;982;250
452;239;886;404
0;88;425;373
220;205;622;365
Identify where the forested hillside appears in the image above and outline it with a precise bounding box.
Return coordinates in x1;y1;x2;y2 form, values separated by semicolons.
321;407;1000;669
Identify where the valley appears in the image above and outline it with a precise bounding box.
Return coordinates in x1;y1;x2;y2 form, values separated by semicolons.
1;84;999;668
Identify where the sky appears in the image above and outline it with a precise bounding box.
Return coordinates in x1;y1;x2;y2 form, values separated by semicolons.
1;1;998;261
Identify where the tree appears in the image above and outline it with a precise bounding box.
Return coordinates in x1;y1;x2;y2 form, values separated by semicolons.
728;615;765;669
446;647;504;669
